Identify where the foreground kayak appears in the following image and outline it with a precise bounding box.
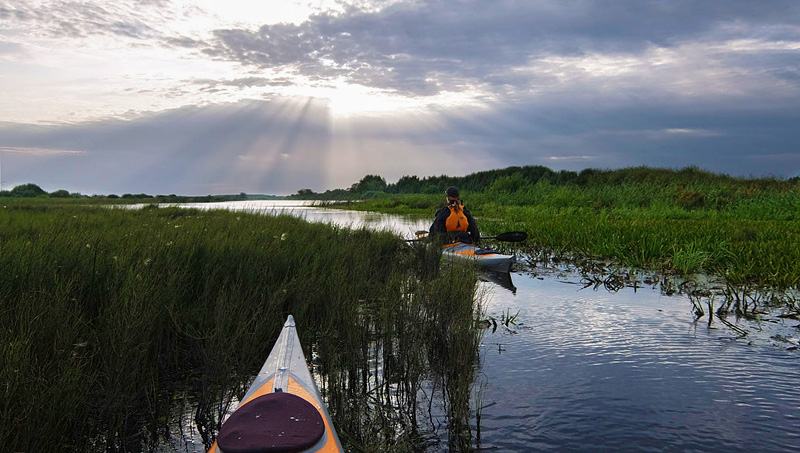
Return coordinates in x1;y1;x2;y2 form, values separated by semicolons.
442;242;516;273
209;315;343;453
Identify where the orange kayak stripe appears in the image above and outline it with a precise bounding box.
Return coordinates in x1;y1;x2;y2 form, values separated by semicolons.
236;377;275;407
442;243;498;257
287;377;340;452
454;250;497;257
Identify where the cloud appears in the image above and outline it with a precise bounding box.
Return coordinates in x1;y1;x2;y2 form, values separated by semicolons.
189;76;297;90
0;1;165;40
0;39;24;57
163;36;205;49
661;129;722;137
0;146;85;156
5;1;799;119
547;155;595;162
167;0;800;98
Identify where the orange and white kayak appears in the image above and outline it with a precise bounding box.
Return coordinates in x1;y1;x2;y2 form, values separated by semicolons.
442;242;516;273
209;315;343;453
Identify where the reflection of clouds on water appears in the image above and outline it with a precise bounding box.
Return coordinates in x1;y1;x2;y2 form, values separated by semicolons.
164;200;431;239
478;274;800;451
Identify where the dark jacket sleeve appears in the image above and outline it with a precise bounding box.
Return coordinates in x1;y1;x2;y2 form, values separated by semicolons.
462;207;480;243
429;207;449;235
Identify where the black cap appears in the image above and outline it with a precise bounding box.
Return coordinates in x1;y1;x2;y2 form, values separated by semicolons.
445;186;460;198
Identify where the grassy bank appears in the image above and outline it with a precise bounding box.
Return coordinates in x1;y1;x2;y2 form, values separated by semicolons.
0;202;483;451
336;179;800;288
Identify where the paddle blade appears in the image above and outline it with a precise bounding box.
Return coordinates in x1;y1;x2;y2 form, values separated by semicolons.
405;230;430;242
492;231;527;242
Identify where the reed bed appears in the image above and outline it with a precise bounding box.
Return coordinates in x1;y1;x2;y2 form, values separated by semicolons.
0;202;484;451
339;180;800;289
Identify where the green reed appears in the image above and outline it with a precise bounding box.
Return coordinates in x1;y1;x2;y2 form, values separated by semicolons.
339;180;800;289
0;202;484;451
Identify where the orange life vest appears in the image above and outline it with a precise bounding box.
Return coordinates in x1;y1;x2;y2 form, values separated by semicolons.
445;204;469;232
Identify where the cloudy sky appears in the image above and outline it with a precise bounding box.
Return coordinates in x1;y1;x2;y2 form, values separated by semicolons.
1;0;799;195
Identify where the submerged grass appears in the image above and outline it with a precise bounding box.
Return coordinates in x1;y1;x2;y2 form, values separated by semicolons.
0;202;484;451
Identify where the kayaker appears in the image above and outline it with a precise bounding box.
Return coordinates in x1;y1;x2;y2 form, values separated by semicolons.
429;186;480;244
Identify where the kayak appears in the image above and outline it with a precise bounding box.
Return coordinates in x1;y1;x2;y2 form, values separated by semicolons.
208;315;343;453
442;242;516;274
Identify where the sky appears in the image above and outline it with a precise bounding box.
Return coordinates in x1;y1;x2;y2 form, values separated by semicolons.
0;0;799;195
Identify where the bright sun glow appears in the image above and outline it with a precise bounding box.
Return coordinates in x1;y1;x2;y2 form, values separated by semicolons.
318;84;421;116
291;81;493;118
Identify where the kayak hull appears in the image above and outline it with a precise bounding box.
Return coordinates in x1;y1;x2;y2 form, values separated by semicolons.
209;315;343;453
442;242;516;273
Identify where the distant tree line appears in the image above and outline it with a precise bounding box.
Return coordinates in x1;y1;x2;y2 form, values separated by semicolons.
0;184;261;202
6;166;797;202
288;165;800;200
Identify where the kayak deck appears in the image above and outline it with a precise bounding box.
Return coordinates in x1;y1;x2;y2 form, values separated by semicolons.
209;315;343;453
442;242;516;273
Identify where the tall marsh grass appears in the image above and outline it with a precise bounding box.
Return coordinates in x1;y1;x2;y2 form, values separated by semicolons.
0;203;484;451
340;180;800;289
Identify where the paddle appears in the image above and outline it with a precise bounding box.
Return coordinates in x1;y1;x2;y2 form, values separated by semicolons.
405;231;429;242
407;231;527;242
480;231;527;242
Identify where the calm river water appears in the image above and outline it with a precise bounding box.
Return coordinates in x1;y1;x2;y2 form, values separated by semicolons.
169;200;800;452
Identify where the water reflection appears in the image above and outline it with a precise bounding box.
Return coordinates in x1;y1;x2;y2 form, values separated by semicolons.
479;270;517;295
152;200;431;239
477;270;800;452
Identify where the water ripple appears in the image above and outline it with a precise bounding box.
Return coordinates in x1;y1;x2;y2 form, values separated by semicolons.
477;274;800;452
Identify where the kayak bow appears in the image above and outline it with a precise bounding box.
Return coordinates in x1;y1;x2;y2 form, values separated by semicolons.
209;315;343;453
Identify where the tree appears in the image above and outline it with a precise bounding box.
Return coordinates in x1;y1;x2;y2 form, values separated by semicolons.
489;173;527;194
421;184;440;194
50;189;71;198
395;175;421;193
350;175;387;193
10;183;47;198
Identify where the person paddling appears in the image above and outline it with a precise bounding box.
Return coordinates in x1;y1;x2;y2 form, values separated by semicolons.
429;186;480;244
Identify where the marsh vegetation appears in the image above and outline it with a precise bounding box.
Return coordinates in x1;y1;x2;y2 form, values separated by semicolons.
335;167;800;290
0;202;484;451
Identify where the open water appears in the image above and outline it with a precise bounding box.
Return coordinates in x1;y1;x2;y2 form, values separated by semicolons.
167;200;800;452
